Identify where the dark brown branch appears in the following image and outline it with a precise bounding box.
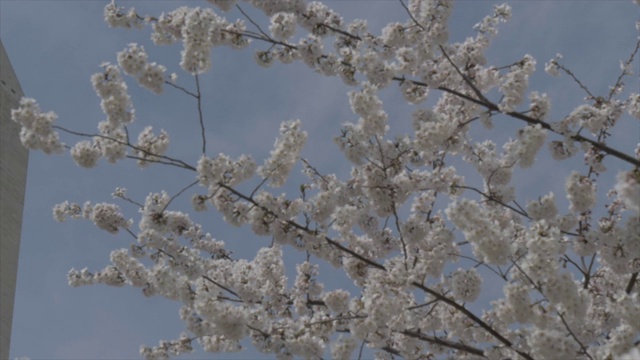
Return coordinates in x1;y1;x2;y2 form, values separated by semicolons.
454;184;580;237
454;185;527;217
410;281;534;360
214;182;531;358
216;182;386;271
400;330;486;357
562;255;589;280
202;274;240;299
317;22;361;41
626;272;638;294
439;45;491;104
474;98;640;167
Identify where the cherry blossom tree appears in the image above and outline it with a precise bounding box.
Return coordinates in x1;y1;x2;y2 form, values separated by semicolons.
11;0;640;359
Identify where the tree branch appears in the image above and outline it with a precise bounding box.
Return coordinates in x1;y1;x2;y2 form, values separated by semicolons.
194;74;207;155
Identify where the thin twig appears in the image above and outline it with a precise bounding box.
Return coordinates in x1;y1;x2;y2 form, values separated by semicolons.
235;4;271;40
114;194;144;209
301;158;329;185
317;22;362;41
452;253;507;281
562;255;588;279
357;340;366;360
164;80;198;98
125;155;194;171
202;274;240;299
160;180;199;213
400;330;486;357
398;0;426;31
53;125;196;170
558;312;594;360
194;74;206;155
608;38;640;101
554;62;596;99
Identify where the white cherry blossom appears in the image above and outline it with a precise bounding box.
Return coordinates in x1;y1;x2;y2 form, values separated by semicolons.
12;1;640;359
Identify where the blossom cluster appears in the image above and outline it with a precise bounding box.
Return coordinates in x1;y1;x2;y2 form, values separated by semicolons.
566;171;597;213
53;200;131;234
10;98;64;154
117;43;166;94
15;1;640;359
258;119;307;187
498;54;536;112
134;126;170;168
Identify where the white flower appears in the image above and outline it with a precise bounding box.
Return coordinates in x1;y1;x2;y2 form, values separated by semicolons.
191;194;208;212
11;98;65;154
323;289;350;313
615;170;640;215
135;126;170;168
91;64;135;128
528;91;550;120
626;93;640;119
52;201;83;222
117;44;166;94
330;336;357;360
544;53;562;76
567;104;608;134
619;347;640;360
566;171;596;213
449;268;482;302
89;203;130;233
180;8;219;74
68;267;95;287
207;0;236;12
529;329;579;360
258;120;307;187
446;199;512;264
269;12;296;40
117;43;148;76
70;140;101;168
499;54;536;112
548;139;578;160
400;80;428;104
544;59;560;76
254;51;274;68
94;124;128;163
112;187;127;198
526;192;558;221
104;2;143;28
349;83;388;136
512;124;547;168
412;108;457;152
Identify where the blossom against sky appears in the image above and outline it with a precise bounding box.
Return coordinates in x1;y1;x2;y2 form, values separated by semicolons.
1;1;638;359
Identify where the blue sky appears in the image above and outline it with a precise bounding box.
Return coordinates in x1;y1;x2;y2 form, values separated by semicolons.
1;1;638;359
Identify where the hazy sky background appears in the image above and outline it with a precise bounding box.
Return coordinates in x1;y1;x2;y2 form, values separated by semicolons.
1;1;638;359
